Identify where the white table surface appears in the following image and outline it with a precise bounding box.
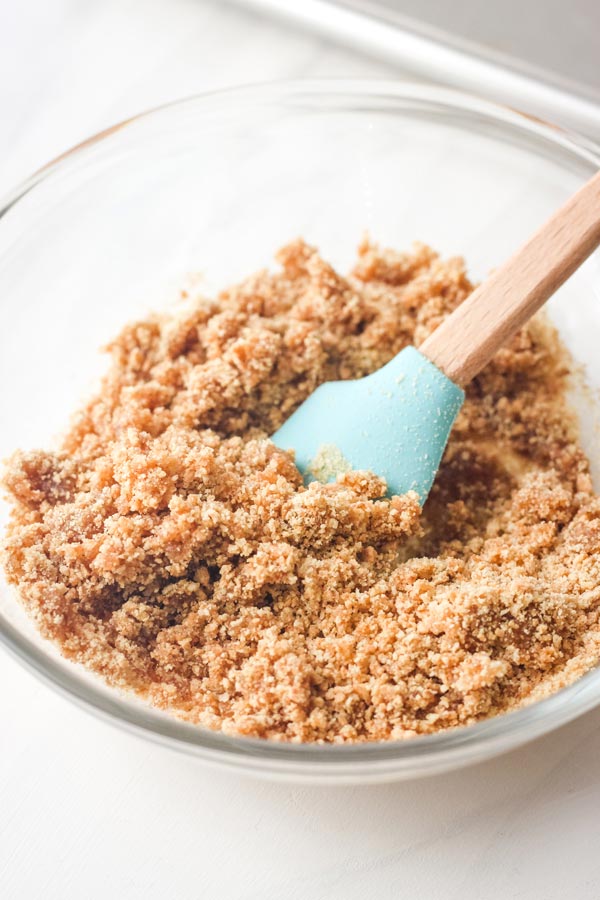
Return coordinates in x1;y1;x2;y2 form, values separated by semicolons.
2;2;600;898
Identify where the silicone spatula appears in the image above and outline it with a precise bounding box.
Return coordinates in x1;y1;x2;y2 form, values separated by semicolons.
272;170;600;502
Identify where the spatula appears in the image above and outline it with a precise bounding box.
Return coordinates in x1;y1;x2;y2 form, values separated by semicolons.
272;170;600;502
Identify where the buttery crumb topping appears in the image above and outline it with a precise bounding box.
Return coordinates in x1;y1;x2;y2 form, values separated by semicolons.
3;239;600;743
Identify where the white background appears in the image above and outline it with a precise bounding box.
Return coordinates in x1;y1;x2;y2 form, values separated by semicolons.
2;2;600;897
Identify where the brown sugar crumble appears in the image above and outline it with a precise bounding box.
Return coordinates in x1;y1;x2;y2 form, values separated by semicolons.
4;239;600;743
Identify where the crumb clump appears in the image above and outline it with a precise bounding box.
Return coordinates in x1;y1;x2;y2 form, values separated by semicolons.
307;444;352;483
4;238;600;744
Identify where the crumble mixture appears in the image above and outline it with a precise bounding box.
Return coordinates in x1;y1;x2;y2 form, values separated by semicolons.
4;239;600;743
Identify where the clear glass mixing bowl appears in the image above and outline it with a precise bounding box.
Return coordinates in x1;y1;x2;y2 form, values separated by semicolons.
1;82;600;783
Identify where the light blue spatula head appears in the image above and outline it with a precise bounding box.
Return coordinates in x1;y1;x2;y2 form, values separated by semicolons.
271;346;464;504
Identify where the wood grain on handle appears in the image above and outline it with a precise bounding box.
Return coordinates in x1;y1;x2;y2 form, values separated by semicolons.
420;170;600;386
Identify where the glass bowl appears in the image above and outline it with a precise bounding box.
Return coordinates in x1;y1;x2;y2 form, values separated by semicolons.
1;81;600;783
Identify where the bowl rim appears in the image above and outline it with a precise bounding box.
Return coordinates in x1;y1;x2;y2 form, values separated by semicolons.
2;78;600;780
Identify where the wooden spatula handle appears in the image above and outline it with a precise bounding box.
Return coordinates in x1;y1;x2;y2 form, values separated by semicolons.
420;170;600;386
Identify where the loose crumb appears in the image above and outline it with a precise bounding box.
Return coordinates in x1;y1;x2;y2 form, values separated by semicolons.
307;444;352;483
3;238;600;744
